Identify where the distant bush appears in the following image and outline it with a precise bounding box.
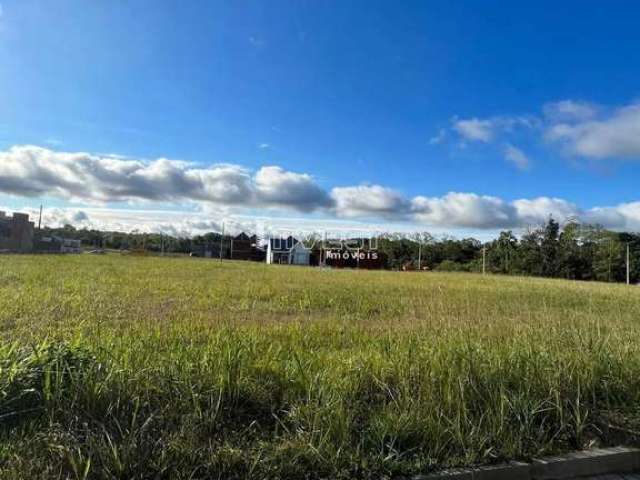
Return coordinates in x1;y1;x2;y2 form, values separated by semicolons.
434;260;469;271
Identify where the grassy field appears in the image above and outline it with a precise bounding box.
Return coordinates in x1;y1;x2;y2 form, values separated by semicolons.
1;254;640;479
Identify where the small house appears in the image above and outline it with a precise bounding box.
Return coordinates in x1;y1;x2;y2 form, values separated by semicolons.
266;236;310;265
34;235;82;254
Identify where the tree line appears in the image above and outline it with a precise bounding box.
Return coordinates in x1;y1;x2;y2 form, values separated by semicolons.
377;219;639;283
41;218;640;284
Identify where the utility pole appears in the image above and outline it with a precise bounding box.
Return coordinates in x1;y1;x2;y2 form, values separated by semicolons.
627;242;631;285
219;221;225;262
38;204;43;231
482;247;486;275
418;241;422;270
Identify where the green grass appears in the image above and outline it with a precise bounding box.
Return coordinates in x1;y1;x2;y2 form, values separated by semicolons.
1;254;640;479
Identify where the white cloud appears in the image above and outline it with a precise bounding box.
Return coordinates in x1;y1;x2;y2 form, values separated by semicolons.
38;208;92;228
4;145;640;233
254;166;332;211
504;144;531;170
0;145;329;212
581;202;640;230
12;206;227;237
412;192;516;229
512;197;579;225
411;194;640;231
453;118;495;143
543;100;598;122
8;195;640;237
331;185;410;218
441;100;640;164
581;207;627;230
546;103;640;160
451;116;536;144
429;128;447;145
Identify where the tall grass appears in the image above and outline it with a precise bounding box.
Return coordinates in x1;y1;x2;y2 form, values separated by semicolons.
1;255;640;479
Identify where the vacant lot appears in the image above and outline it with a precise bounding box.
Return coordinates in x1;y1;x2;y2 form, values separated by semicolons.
1;254;640;479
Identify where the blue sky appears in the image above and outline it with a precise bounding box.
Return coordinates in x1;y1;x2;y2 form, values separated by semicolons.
1;1;640;236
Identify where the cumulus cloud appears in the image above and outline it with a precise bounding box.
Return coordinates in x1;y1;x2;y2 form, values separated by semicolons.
453;118;495;143
452;116;536;145
410;194;640;231
412;192;516;229
449;100;640;163
383;190;640;231
504;144;531;170
11;205;232;237
4;145;640;233
543;100;598;122
581;207;628;230
331;185;410;218
8;195;640;236
254;166;333;211
546;103;640;160
39;208;92;228
410;192;625;231
439;99;640;165
0;145;329;212
512;197;579;225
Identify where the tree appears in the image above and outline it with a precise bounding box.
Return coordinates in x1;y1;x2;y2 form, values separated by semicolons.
487;230;519;273
558;221;587;280
412;232;434;269
591;228;625;282
541;217;560;277
519;226;543;276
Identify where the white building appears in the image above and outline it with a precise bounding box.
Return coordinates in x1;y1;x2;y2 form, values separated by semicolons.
266;236;310;265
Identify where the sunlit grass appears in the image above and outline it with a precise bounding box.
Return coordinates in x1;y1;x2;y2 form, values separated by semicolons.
1;254;640;479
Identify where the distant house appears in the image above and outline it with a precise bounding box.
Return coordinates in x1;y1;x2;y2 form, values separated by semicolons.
289;242;311;265
0;211;34;253
34;235;82;254
60;237;82;254
191;233;264;261
231;233;261;260
266;236;310;265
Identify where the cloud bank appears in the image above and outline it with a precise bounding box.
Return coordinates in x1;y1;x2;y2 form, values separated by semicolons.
2;144;640;234
0;145;329;211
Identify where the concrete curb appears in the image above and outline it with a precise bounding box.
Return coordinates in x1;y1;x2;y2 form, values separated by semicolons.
415;446;640;480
